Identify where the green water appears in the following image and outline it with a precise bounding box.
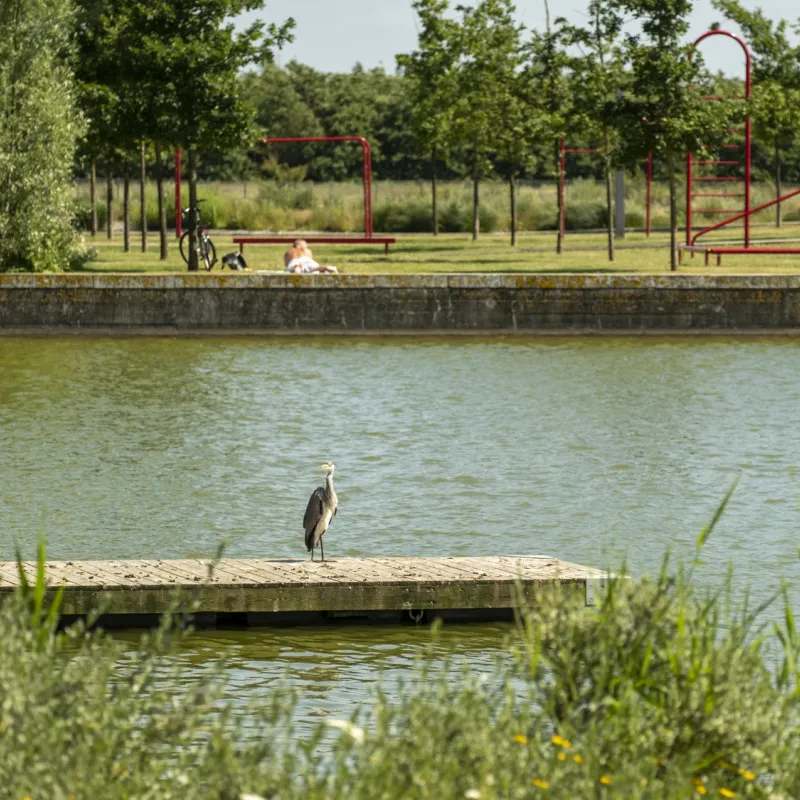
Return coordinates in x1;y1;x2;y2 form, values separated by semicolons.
2;336;799;725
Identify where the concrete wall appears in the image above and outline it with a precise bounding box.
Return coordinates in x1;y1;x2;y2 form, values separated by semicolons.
2;273;800;332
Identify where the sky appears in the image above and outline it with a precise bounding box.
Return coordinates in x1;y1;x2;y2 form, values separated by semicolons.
238;0;799;78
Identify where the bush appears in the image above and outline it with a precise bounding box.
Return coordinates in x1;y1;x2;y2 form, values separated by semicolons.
373;201;434;233
0;0;85;271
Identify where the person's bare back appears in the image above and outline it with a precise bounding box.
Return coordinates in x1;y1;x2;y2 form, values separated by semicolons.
283;239;339;274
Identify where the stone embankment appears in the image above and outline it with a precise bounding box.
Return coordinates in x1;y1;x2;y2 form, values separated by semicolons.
2;273;800;333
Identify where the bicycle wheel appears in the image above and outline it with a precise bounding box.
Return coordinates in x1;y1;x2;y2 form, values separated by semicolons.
179;231;192;265
199;236;217;271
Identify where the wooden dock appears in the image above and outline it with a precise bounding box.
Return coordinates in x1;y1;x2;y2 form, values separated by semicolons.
0;556;606;627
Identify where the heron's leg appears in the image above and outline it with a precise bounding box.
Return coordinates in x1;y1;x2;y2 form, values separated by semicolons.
310;548;314;562
321;539;324;562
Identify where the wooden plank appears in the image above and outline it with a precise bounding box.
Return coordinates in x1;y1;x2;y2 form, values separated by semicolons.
0;556;603;620
66;561;140;587
0;563;21;588
288;558;404;585
22;562;88;587
373;557;520;583
97;560;200;586
233;559;343;585
390;557;505;581
149;559;238;585
364;558;479;584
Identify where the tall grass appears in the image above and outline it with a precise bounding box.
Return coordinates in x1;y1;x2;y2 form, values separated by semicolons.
75;177;800;235
5;490;800;797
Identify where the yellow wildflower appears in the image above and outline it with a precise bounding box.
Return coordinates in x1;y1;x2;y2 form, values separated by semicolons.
599;776;612;785
696;787;707;796
551;735;572;748
514;734;528;744
572;754;583;764
557;752;567;761
532;778;549;790
738;769;755;781
719;790;736;798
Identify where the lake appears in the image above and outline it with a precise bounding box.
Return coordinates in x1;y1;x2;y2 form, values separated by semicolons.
2;335;798;726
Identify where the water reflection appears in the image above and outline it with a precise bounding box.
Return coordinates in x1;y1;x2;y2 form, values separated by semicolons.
110;622;512;731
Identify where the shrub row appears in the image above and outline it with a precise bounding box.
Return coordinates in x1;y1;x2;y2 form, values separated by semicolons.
72;178;800;234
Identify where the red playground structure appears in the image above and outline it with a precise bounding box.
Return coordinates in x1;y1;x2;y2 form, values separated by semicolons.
175;136;396;255
682;30;800;264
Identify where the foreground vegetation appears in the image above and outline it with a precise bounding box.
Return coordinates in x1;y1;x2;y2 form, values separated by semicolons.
4;505;800;798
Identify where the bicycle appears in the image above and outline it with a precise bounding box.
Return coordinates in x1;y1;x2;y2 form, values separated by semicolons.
179;200;217;271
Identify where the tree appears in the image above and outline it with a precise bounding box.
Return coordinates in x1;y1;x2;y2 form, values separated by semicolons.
74;0;126;243
0;0;85;272
109;0;293;269
526;3;573;254
451;0;526;241
713;1;800;227
397;0;460;234
617;0;735;270
492;65;541;246
565;0;627;261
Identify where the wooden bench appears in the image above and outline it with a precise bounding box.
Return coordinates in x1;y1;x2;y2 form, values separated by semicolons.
233;236;397;255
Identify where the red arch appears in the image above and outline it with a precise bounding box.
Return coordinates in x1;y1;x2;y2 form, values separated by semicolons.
686;29;752;248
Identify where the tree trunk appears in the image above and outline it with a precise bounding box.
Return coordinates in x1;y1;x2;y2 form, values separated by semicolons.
604;155;615;262
90;160;97;237
555;138;563;255
667;150;677;271
431;157;438;235
775;137;782;229
155;143;168;260
509;175;517;247
106;170;113;239
188;148;199;271
140;141;147;252
123;171;130;252
472;175;480;241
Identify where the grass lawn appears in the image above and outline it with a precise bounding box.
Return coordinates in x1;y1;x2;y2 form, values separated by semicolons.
79;226;800;274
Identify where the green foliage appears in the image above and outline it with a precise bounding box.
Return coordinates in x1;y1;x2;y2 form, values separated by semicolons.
616;0;737;268
7;519;800;797
396;0;460;176
0;0;87;272
75;176;800;235
242;61;423;183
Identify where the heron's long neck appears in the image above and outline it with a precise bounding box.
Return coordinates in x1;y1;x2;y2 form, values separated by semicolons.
326;471;335;495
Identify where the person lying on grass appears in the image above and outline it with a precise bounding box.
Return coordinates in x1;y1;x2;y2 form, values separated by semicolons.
284;239;339;274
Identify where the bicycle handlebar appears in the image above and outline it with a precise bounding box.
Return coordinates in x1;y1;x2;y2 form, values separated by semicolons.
181;200;207;215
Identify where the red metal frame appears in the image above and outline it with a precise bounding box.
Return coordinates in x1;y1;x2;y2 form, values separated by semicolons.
686;30;752;250
261;137;374;237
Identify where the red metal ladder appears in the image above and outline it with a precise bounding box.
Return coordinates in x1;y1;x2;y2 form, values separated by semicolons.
685;29;752;255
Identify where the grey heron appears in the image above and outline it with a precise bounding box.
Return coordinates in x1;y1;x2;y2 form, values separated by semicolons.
303;462;338;561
